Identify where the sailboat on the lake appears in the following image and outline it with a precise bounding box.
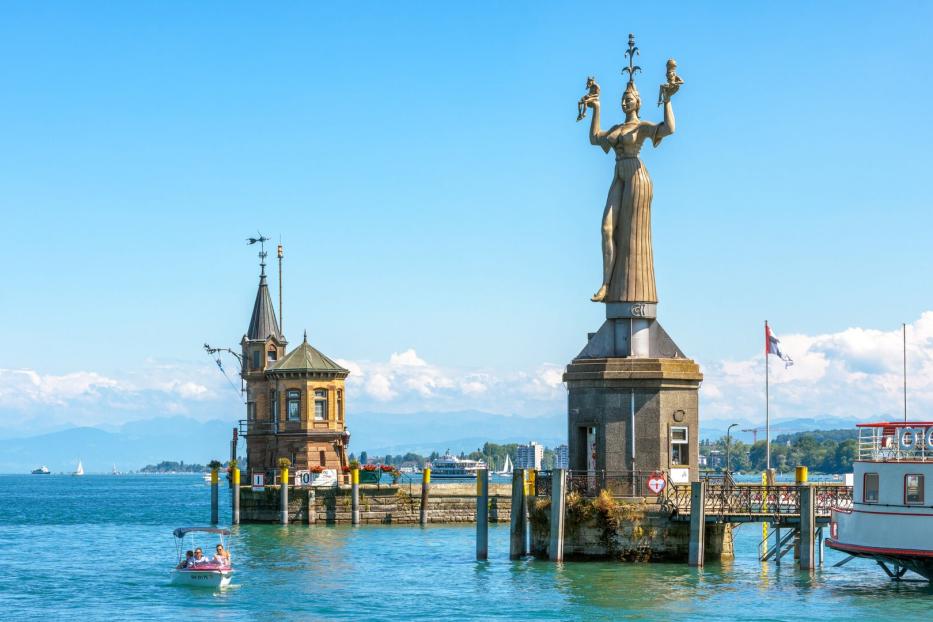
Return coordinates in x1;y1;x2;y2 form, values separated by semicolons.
497;454;513;476
73;460;84;477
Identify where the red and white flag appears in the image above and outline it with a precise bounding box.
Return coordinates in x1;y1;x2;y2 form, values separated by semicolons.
765;324;794;368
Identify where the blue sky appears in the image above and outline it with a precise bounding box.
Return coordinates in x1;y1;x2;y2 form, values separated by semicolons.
1;2;932;435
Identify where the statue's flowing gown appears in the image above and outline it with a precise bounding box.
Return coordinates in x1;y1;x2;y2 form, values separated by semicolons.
594;121;664;303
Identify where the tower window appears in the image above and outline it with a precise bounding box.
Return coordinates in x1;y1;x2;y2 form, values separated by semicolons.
247;402;256;421
270;391;278;421
252;350;261;370
671;426;689;465
267;349;277;362
314;389;328;421
337;390;344;421
286;390;301;421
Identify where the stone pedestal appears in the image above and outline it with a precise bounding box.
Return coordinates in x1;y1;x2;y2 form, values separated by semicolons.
564;306;702;483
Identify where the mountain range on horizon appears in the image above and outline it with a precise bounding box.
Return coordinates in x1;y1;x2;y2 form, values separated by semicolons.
0;410;876;473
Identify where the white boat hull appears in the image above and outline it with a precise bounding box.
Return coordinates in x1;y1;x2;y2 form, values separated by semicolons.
171;568;233;588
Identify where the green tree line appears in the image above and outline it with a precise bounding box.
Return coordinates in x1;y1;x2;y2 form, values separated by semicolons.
702;429;858;473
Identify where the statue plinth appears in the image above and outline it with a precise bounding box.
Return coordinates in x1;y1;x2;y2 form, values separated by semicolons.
565;310;702;483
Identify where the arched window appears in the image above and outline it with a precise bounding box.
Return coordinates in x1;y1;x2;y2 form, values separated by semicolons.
314;389;328;421
286;390;301;421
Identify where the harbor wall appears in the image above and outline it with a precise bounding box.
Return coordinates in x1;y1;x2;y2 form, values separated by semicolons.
528;496;734;562
239;483;512;524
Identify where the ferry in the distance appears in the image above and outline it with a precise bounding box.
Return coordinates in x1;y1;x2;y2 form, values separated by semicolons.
31;466;50;475
428;452;487;479
826;422;932;581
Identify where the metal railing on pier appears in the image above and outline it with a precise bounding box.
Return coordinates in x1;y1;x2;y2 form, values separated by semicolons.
534;470;659;498
662;483;852;521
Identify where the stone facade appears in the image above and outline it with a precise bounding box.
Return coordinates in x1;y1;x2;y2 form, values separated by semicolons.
239;483;512;524
238;266;351;479
565;357;702;482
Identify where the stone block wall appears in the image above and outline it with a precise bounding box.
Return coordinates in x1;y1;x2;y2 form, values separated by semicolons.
239;483;512;524
528;497;733;562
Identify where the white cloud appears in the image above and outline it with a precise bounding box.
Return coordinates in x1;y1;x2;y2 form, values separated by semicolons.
701;312;933;425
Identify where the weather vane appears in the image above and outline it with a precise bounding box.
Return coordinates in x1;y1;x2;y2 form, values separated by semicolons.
622;33;641;83
247;233;270;275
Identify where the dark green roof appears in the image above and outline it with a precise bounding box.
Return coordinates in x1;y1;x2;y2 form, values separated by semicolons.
269;333;348;375
246;273;282;342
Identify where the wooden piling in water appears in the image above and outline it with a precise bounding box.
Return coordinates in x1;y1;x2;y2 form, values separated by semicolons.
210;467;219;525
549;468;566;562
307;489;316;525
279;466;289;525
231;467;240;525
420;468;431;526
523;469;535;556
476;468;489;560
688;480;706;567
509;468;525;559
351;468;360;525
799;484;816;570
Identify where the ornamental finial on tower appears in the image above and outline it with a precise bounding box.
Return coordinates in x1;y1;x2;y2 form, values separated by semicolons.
622;33;641;84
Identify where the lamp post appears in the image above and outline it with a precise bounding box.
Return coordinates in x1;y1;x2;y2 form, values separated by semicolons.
726;423;738;474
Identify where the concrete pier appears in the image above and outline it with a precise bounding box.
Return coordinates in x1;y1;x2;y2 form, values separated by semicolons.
210;467;219;525
509;469;525;559
800;484;816;570
476;469;489;560
549;469;566;562
420;468;431;526
231;467;240;525
688;481;706;566
351;468;360;525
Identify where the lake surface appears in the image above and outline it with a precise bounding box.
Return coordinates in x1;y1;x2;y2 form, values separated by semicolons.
0;475;928;621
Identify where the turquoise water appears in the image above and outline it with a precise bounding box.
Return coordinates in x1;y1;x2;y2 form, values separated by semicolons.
0;475;929;621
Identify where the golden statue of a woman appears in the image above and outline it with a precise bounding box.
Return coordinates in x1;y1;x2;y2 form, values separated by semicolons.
585;35;680;304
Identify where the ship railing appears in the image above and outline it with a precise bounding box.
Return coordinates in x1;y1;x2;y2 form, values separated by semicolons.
856;425;933;462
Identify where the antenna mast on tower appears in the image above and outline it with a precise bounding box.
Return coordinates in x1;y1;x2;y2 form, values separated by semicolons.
278;239;284;335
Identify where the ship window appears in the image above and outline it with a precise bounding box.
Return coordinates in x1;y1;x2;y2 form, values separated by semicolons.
287;390;301;421
671;426;689;465
905;474;924;505
314;389;328;421
863;472;879;503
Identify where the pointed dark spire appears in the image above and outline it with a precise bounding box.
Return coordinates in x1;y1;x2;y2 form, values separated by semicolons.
246;272;282;342
303;329;308;343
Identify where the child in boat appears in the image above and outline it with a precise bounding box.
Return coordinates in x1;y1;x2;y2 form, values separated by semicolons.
176;550;194;569
213;544;231;566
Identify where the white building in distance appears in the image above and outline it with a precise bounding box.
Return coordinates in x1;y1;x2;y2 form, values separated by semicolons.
516;442;544;471
554;444;569;470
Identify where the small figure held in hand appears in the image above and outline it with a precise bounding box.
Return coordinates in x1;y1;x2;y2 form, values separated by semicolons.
577;76;600;121
657;58;684;106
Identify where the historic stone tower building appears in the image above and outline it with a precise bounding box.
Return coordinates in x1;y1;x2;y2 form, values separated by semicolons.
240;263;350;479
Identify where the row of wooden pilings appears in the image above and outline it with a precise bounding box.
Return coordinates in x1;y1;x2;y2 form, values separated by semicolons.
209;465;435;527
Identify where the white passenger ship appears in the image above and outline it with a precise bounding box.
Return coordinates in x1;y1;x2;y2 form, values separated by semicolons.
826;422;933;581
428;452;487;479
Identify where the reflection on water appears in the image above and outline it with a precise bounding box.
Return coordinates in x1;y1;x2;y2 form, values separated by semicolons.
0;475;929;621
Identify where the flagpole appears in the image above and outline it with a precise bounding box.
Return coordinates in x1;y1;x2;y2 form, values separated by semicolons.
765;320;770;472
903;322;907;423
